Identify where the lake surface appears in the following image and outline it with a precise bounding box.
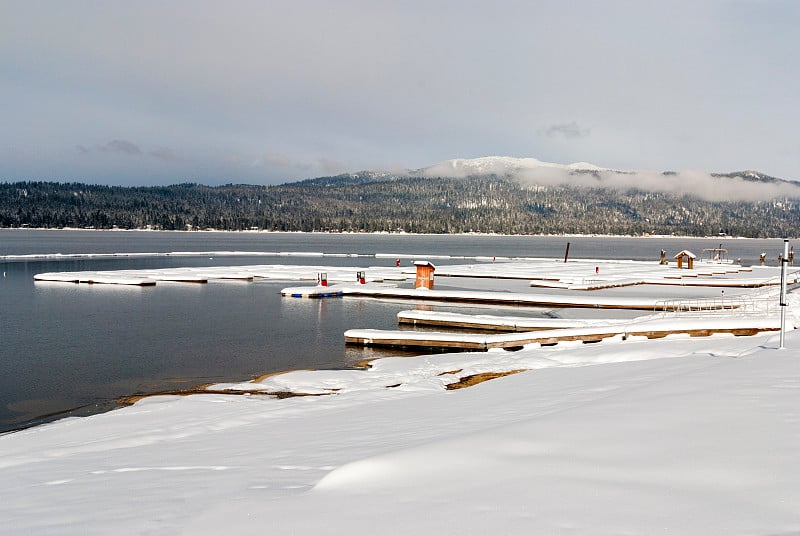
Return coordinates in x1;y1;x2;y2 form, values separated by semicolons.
0;230;789;432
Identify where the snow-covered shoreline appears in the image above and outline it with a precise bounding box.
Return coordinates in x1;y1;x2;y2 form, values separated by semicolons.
3;254;800;533
1;328;798;534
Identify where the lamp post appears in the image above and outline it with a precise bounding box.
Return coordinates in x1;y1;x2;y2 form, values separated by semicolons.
780;239;789;350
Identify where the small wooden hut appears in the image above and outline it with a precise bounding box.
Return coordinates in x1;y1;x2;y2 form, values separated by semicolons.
414;261;436;289
674;250;696;269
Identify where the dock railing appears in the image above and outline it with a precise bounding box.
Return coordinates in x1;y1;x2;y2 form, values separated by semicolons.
655;268;800;317
655;294;781;316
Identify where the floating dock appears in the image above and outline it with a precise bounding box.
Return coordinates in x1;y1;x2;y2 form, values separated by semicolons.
338;286;739;311
396;310;627;332
528;275;787;291
282;285;660;310
33;273;158;286
281;286;345;298
345;315;781;351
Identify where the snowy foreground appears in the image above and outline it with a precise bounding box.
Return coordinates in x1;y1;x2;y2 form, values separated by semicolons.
2;318;800;533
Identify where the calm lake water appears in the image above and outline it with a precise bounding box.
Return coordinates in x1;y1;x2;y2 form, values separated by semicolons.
0;230;789;432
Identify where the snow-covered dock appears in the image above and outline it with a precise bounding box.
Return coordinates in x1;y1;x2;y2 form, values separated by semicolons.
281;284;673;309
33;272;158;286
32;258;793;288
346;314;782;350
342;286;739;310
33;264;410;286
529;274;787;290
397;310;627;331
280;282;401;298
282;286;345;298
434;258;769;289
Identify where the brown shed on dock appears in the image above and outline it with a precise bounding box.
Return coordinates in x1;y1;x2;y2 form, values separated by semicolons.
674;250;696;269
414;261;436;289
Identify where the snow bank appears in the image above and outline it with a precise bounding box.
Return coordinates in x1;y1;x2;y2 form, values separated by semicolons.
1;329;799;534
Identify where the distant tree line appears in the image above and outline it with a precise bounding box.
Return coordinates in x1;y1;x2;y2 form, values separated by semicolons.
1;176;799;238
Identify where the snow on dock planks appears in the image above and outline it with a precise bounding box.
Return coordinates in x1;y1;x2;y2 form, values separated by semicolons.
34;272;158;286
339;286;736;311
32;265;406;287
280;284;750;311
280;282;401;298
396;310;628;332
345;315;781;351
529;275;787;290
281;286;344;298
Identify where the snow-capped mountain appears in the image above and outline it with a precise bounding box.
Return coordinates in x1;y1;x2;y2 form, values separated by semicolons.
414;156;609;178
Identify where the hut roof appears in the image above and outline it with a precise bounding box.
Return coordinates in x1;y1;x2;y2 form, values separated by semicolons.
674;250;697;259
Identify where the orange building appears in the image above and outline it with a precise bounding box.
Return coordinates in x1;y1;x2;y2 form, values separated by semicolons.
414;261;436;289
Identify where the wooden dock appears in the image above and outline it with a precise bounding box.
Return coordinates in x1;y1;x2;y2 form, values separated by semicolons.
33;273;158;286
345;315;781;351
528;276;788;291
341;286;738;311
396;310;624;332
283;285;653;309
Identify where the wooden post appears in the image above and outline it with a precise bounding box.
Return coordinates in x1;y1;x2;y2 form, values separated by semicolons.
564;242;571;263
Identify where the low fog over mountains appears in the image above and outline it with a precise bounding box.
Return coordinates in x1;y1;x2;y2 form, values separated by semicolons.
409;156;800;202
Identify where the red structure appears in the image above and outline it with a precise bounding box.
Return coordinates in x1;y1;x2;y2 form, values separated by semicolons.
414;261;436;289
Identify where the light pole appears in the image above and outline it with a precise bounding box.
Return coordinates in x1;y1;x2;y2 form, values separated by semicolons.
779;239;789;350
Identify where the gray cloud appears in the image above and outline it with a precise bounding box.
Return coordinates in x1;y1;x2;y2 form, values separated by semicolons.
100;140;143;156
149;147;177;161
546;122;590;140
78;140;178;161
249;153;346;176
263;154;292;168
317;158;348;175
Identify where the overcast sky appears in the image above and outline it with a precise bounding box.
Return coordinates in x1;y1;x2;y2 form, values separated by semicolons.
2;0;799;186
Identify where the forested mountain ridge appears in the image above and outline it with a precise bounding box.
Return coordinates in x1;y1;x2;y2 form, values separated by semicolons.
2;171;800;237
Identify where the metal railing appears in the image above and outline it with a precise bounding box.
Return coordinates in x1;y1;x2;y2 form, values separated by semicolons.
655;294;781;316
653;268;800;317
